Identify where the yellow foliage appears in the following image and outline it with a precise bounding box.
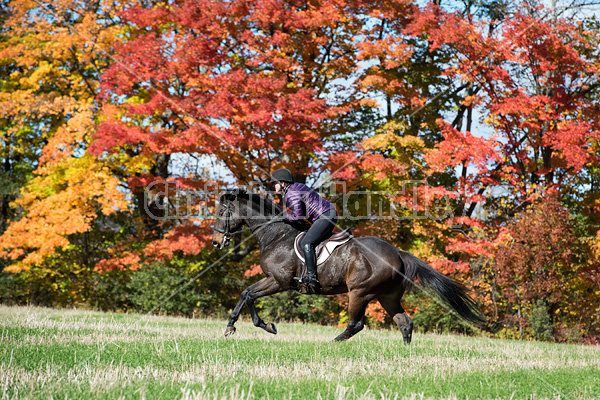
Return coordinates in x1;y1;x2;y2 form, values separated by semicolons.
0;0;140;270
0;154;129;270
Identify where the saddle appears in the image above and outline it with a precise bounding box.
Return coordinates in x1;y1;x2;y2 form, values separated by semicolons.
294;228;353;265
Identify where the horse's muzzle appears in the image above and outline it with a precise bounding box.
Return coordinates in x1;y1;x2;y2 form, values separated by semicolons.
213;238;230;248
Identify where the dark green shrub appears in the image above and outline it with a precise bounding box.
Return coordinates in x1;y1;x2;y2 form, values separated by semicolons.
126;262;244;318
529;300;553;342
256;291;343;325
0;270;28;305
405;292;477;335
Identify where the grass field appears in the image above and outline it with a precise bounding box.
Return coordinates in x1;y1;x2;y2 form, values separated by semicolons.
0;306;598;400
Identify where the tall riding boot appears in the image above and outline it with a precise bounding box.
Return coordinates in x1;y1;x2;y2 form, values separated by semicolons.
301;243;319;288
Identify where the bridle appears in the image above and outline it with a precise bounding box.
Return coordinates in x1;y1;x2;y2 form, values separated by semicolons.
213;192;287;248
214;199;233;242
213;197;257;247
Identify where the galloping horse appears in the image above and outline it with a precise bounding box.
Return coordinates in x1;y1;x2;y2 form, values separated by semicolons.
212;189;484;342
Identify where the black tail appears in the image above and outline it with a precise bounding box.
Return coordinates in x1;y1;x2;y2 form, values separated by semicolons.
399;251;485;326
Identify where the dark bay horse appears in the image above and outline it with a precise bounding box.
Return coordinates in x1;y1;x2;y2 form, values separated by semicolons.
212;189;484;342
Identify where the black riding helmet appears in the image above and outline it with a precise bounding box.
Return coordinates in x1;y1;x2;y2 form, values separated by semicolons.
271;168;294;183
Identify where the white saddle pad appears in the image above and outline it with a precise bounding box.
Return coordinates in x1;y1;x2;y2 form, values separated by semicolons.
293;230;353;265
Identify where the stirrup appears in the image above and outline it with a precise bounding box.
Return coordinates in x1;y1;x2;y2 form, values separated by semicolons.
293;275;308;284
294;275;319;287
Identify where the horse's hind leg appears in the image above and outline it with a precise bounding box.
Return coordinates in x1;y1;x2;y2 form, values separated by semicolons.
378;295;413;345
334;291;374;342
394;311;413;345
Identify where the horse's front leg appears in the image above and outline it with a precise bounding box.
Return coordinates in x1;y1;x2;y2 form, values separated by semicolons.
225;276;282;337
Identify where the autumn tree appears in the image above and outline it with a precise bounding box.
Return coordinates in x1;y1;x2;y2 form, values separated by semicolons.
91;0;383;266
422;1;600;217
342;0;600;336
494;196;578;337
0;0;132;287
418;1;600;336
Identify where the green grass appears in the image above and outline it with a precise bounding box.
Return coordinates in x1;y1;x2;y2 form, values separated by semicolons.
1;306;598;399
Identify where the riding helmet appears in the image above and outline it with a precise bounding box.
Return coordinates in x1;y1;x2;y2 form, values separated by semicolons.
272;168;294;183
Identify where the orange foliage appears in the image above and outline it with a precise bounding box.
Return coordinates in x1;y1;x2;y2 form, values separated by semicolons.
244;264;263;279
365;301;387;324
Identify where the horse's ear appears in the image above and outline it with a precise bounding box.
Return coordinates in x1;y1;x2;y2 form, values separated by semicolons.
221;188;247;202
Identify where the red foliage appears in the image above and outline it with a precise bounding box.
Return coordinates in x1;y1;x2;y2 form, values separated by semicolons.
413;2;600;208
582;335;600;346
143;222;212;261
328;151;360;181
425;120;500;175
95;0;362;183
494;196;577;305
95;251;142;273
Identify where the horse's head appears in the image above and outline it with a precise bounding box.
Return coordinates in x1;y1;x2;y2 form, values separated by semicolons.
212;188;246;249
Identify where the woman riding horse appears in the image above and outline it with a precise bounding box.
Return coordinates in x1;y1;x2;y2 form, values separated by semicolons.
272;168;337;289
212;189;484;342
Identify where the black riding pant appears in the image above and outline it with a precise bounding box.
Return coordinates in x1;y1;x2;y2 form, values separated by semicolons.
300;208;338;249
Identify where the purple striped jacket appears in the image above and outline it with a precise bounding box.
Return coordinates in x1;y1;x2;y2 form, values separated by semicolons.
283;183;334;223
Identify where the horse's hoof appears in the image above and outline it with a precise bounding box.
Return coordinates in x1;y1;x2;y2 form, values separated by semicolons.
266;322;277;334
224;326;236;337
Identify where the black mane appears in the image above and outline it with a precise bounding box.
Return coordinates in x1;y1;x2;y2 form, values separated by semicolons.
220;189;283;217
247;193;283;216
